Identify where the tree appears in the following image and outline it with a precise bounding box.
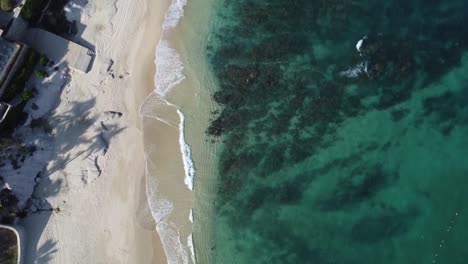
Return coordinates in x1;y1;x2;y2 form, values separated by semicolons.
0;0;13;11
21;90;33;101
20;0;47;24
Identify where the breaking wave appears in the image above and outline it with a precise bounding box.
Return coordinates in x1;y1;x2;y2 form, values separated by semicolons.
143;0;196;262
177;109;196;191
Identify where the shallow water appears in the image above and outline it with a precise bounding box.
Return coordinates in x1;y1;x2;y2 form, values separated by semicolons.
142;0;218;261
205;0;468;263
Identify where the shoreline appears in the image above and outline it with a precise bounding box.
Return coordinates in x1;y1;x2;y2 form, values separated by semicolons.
20;0;170;263
138;0;200;262
141;0;221;261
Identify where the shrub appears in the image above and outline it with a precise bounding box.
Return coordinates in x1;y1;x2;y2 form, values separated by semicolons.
21;89;33;101
35;70;47;78
0;0;13;11
39;54;48;66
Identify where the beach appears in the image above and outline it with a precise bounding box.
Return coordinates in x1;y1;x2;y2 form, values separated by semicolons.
21;0;171;262
11;0;468;263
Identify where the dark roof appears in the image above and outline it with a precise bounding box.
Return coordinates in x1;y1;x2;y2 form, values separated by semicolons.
0;10;13;30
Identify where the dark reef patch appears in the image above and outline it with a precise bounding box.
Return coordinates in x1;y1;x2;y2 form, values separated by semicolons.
205;0;468;263
391;108;410;122
350;206;417;244
317;164;398;211
422;87;468;135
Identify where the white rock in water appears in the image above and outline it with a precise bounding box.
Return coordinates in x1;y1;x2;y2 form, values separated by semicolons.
356;40;363;52
356;35;367;52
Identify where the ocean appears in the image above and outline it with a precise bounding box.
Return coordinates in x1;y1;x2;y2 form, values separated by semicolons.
146;0;468;263
203;0;468;263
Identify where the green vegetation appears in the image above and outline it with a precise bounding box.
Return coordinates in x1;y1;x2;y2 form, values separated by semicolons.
21;89;33;101
0;138;20;148
0;0;13;11
0;228;18;264
2;49;39;102
39;54;48;66
20;0;47;24
35;70;47;78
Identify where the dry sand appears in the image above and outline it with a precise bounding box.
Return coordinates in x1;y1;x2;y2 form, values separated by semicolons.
20;0;171;263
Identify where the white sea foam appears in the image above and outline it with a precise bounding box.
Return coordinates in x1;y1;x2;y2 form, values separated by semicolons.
339;61;368;78
145;160;191;264
189;209;194;223
156;222;190;264
162;0;187;30
146;0;197;262
177;109;196;191
145;162;174;222
155;40;186;96
188;234;196;264
154;0;187;96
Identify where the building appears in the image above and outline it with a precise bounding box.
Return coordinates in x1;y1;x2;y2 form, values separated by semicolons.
23;28;93;73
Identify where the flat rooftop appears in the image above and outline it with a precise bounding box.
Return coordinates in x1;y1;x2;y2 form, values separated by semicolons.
23;28;93;73
0;9;13;30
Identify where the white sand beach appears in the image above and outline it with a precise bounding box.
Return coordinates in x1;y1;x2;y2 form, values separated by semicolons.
19;0;171;263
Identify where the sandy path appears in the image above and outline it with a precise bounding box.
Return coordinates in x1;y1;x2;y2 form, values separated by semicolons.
20;0;171;263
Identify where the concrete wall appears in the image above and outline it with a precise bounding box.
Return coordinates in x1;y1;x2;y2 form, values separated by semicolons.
0;44;29;100
0;224;23;264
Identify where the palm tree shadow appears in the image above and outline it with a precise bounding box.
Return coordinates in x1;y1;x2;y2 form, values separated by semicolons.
45;98;126;176
22;97;126;262
34;239;58;264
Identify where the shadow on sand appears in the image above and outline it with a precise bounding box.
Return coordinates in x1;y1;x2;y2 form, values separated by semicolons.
21;97;125;263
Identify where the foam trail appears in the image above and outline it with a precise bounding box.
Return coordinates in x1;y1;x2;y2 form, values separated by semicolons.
142;112;178;128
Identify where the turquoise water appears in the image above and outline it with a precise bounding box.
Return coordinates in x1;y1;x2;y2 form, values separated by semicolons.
205;1;468;263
